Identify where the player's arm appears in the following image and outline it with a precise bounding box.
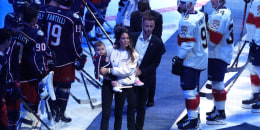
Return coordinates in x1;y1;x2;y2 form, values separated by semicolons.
73;14;83;59
245;5;256;41
33;30;49;77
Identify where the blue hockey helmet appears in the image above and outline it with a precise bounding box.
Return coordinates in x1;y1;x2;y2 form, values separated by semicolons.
4;13;23;31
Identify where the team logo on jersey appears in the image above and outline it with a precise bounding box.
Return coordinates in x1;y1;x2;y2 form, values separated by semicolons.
180;26;188;36
73;13;80;19
211;20;220;30
37;30;44;36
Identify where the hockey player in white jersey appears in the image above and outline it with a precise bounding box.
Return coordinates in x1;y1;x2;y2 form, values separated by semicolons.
115;0;150;27
173;0;208;129
206;0;234;125
243;0;260;113
116;0;138;27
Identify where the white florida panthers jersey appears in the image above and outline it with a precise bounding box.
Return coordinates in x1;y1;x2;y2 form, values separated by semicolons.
178;11;208;70
207;7;234;64
246;0;260;46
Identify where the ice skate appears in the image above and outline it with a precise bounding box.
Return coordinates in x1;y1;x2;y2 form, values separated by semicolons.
206;106;216;116
206;110;226;125
55;111;72;123
177;118;200;130
251;103;260;113
242;93;260;109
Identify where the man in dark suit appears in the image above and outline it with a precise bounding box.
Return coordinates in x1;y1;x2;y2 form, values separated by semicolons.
130;0;163;38
130;14;165;130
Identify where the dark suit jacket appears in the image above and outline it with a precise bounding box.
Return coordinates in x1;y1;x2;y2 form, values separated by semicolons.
131;32;166;88
130;10;163;38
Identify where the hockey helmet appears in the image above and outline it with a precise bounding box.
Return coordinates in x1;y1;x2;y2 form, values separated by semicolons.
4;13;23;31
215;0;225;9
177;0;197;15
178;0;197;7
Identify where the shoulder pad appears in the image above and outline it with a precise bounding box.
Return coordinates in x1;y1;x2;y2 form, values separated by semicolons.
37;30;44;36
73;13;80;19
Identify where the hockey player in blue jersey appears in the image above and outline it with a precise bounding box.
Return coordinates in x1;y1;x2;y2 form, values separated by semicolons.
11;6;50;129
42;0;86;123
0;28;13;130
4;12;24;130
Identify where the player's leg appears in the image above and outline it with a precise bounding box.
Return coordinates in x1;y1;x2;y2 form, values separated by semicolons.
207;59;227;125
53;64;75;123
5;94;20;130
0;99;8;130
242;63;260;109
177;67;200;130
18;81;41;129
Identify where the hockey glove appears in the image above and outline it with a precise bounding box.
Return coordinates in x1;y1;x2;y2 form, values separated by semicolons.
171;56;183;76
75;54;87;70
47;59;55;71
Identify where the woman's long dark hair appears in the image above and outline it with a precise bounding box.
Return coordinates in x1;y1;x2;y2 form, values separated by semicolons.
114;26;135;62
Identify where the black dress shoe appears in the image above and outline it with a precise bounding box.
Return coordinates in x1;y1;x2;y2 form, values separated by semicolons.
146;102;154;107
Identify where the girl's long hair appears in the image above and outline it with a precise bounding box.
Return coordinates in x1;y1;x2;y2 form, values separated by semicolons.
114;26;135;62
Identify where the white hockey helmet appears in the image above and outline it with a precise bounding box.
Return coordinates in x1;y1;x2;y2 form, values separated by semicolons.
177;0;197;15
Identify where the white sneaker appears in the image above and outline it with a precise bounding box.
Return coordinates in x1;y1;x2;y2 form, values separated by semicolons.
113;86;122;93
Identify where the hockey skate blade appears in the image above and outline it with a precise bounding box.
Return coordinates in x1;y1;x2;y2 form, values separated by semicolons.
79;99;97;104
206;120;226;125
178;125;201;130
92;103;102;109
241;104;253;109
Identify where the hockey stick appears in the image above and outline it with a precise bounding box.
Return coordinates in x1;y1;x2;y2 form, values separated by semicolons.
236;0;250;47
82;0;114;45
232;0;251;68
20;98;51;130
86;0;114;34
70;92;97;104
75;75;100;89
80;16;95;58
80;71;102;109
82;69;102;87
228;41;249;72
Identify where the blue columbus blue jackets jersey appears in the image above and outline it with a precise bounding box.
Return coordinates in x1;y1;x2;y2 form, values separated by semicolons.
43;5;83;67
